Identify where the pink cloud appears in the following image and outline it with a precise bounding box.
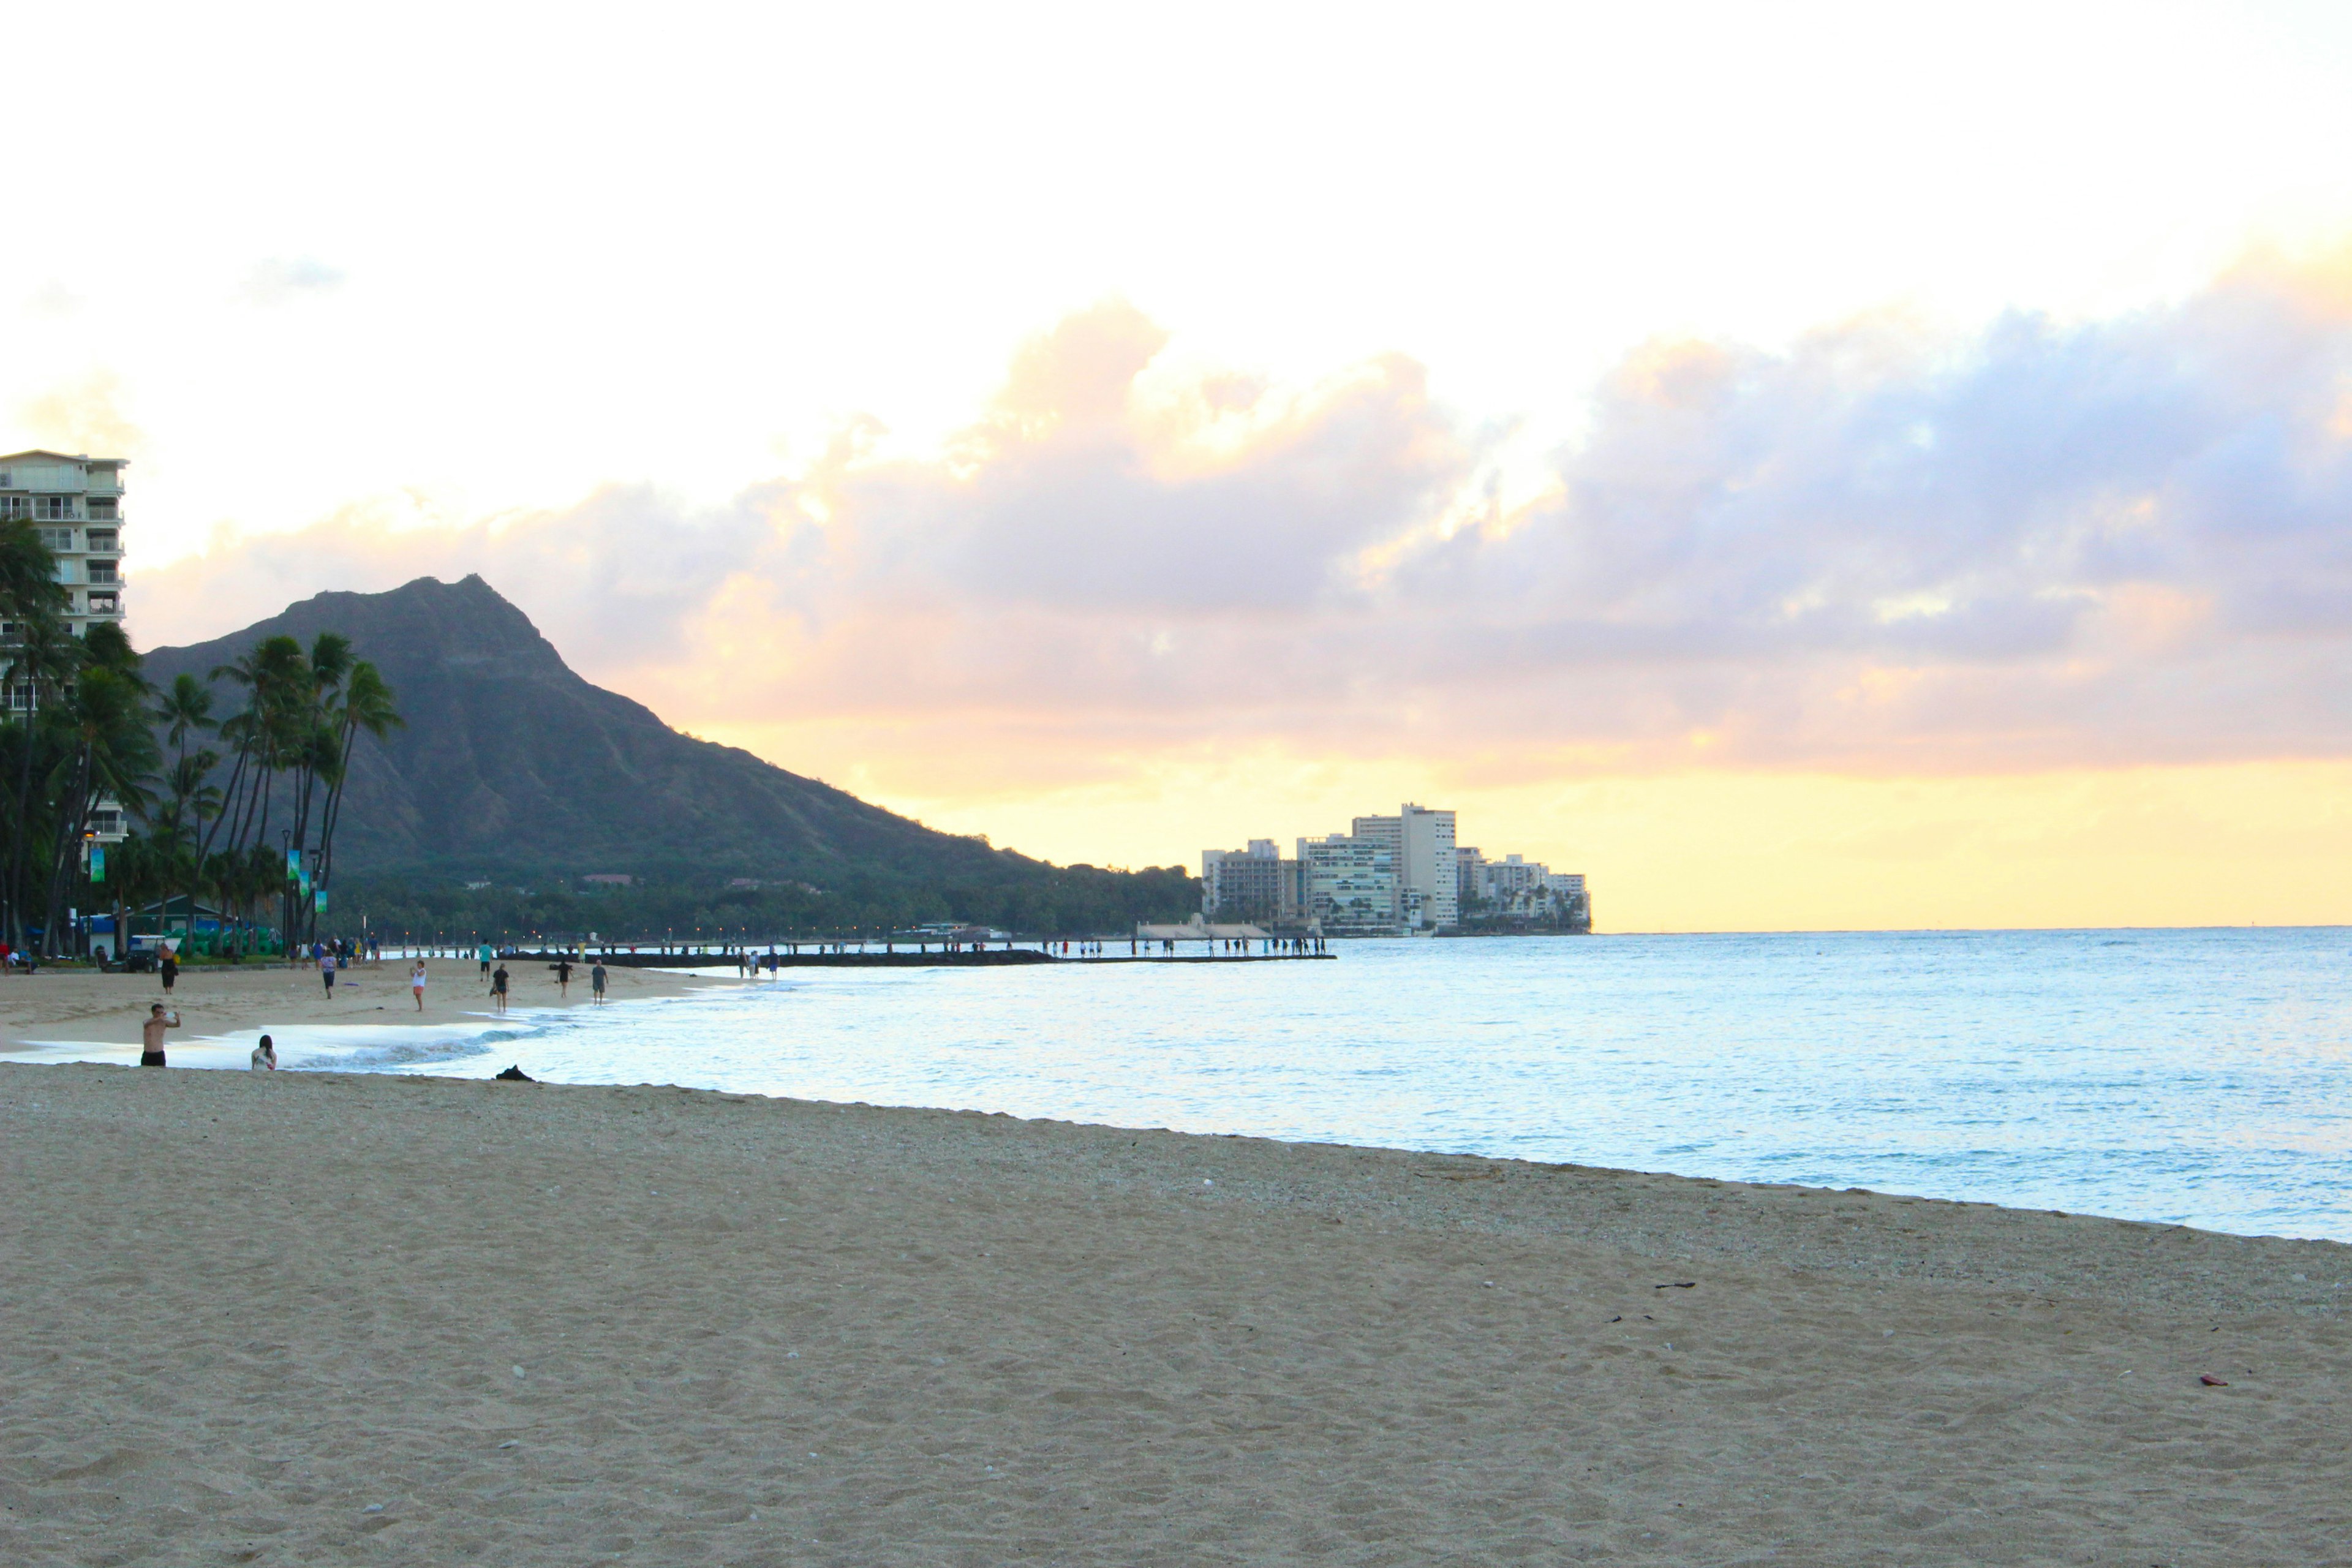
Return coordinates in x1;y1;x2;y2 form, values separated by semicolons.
134;263;2352;788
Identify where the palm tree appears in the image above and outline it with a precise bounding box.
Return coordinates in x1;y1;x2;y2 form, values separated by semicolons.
0;519;73;949
153;673;218;946
312;658;401;944
40;657;159;955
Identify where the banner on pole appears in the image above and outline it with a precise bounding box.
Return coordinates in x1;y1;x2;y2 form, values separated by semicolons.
287;846;302;880
314;888;328;914
88;845;105;883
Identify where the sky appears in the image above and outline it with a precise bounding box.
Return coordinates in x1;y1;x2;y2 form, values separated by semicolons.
13;1;2352;930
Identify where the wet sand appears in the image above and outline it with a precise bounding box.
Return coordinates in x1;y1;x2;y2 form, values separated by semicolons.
0;958;722;1055
2;1063;2346;1565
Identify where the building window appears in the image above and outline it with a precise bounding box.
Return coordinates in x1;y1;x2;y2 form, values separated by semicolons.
88;498;117;519
35;496;75;521
85;529;116;552
37;527;73;552
0;497;27;521
87;592;118;615
88;562;118;584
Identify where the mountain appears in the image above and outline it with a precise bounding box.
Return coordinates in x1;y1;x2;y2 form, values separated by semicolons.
141;575;1072;891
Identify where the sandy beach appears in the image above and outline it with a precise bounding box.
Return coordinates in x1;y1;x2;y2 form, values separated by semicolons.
0;958;723;1055
2;1063;2345;1566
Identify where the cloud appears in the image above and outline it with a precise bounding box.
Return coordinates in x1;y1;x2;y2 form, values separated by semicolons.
15;370;144;457
135;259;2352;796
236;258;347;306
24;279;82;317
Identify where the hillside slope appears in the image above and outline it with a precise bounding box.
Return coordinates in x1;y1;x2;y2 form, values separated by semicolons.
141;575;1047;888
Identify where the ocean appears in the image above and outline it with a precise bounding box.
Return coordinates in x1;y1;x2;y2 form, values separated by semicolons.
38;928;2352;1242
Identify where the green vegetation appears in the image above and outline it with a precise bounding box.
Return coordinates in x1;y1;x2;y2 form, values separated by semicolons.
0;520;405;958
1;519;160;954
336;861;1197;947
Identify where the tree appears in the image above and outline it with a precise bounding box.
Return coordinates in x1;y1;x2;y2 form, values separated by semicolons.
0;518;73;949
153;673;219;945
38;631;157;956
312;658;401;943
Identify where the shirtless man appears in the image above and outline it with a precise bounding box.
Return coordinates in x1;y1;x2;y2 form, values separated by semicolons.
141;1003;179;1067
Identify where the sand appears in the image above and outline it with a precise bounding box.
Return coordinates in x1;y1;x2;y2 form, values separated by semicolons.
2;1066;2346;1566
0;958;721;1055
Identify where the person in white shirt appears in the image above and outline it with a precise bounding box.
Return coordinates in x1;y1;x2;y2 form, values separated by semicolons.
410;959;428;1012
249;1035;277;1071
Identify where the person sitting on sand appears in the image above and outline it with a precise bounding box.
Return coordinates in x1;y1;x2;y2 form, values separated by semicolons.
141;1003;179;1067
410;959;428;1011
491;962;510;1013
250;1034;277;1071
590;960;607;1005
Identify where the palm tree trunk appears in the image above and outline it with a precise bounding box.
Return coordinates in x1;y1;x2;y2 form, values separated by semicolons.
187;741;249;952
40;746;91;957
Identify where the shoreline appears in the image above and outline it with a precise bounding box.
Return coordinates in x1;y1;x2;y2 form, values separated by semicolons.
0;958;734;1055
3;1065;2345;1563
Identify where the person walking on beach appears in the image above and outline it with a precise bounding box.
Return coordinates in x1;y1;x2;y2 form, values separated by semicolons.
320;948;337;999
553;957;573;998
590;960;607;1005
410;958;428;1011
141;1003;179;1066
159;948;179;993
250;1034;277;1071
491;962;510;1013
478;941;493;984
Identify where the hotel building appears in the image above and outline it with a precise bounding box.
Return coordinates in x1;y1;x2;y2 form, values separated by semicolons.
2;451;130;843
0;451;127;641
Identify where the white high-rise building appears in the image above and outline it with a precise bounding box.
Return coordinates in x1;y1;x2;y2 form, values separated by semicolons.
0;451;127;645
1297;833;1398;937
1351;804;1457;930
1;453;130;860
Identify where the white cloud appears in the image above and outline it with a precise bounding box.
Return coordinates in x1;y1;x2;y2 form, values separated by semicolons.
135;258;2352;781
236;258;348;307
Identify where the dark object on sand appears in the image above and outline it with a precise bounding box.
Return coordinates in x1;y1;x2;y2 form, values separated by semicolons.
494;1065;535;1082
2201;1374;2230;1386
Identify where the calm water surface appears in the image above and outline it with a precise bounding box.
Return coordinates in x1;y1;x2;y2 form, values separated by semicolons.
56;929;2352;1241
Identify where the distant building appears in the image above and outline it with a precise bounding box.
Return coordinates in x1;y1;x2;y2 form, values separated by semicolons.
1455;845;1487;905
1204;809;1586;936
583;873;636;888
1352;804;1457;930
1202;840;1289;921
1298;833;1398;937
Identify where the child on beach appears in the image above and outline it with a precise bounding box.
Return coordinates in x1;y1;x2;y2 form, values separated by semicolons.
554;957;572;998
250;1035;277;1071
141;1004;179;1066
410;959;428;1011
320;949;337;998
